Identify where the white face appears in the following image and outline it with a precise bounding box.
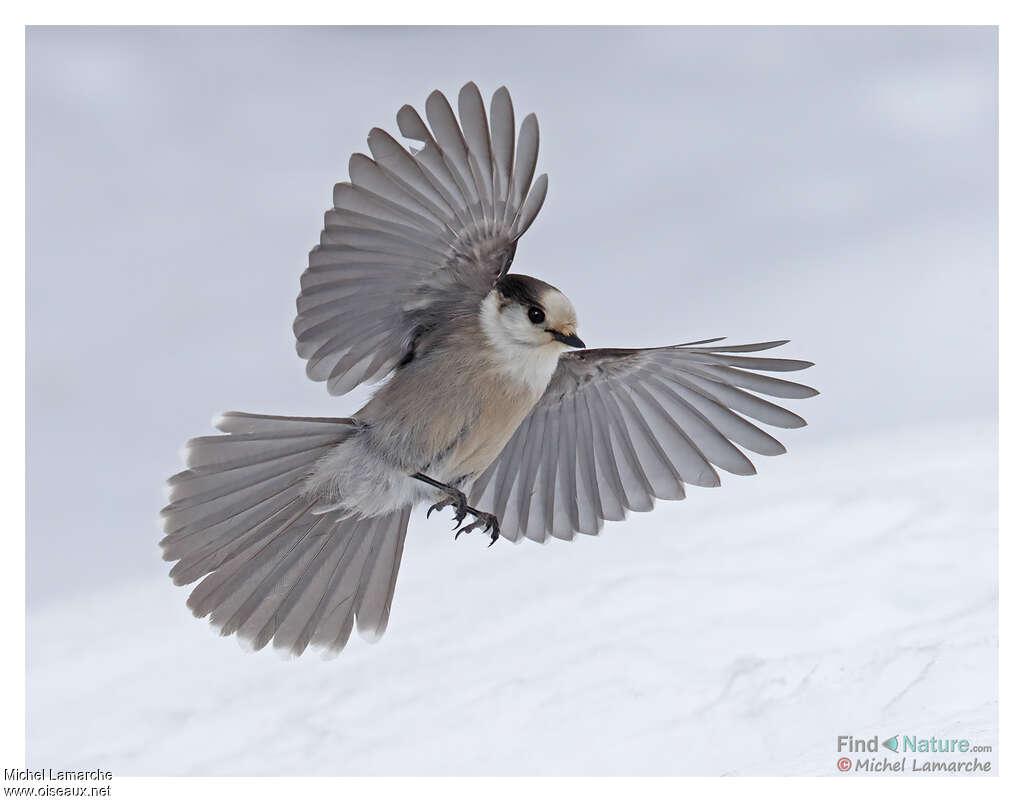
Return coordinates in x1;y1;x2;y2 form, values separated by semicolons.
492;287;582;350
479;284;584;394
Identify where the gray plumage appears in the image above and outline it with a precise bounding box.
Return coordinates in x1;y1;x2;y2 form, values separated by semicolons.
468;339;816;543
161;82;817;657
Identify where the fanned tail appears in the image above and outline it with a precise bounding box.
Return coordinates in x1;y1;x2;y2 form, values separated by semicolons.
160;412;411;656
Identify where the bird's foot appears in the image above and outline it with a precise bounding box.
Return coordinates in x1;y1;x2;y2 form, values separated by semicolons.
426;487;469;526
455;512;501;546
424;486;500;546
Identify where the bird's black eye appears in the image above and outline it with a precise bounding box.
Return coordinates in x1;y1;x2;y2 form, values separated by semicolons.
527;306;545;324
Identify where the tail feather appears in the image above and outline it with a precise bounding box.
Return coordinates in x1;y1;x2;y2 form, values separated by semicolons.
312;523;381;653
160;412;412;657
163;484;309;578
271;507;412;655
356;506;411;640
165;459;317;531
214;508;328;641
175;433;347;482
215;411;358;434
264;518;358;654
187;499;314;622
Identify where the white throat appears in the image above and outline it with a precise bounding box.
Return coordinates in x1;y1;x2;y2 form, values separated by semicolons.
479;292;563;395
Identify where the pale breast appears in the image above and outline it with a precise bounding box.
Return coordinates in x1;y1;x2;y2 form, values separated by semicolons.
440;378;542;481
355;315;562;484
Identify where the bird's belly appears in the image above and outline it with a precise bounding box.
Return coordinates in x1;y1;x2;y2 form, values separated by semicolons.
434;387;539;484
304;370;544;516
301;434;434;519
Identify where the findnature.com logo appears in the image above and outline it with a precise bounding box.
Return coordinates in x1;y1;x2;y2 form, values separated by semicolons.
835;734;993;774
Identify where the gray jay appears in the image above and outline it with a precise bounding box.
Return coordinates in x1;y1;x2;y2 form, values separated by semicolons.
161;82;817;656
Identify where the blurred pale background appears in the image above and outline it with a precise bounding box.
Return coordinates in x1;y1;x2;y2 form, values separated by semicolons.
25;27;997;775
27;26;996;605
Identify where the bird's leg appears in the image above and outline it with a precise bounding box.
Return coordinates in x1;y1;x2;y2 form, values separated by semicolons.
412;473;501;545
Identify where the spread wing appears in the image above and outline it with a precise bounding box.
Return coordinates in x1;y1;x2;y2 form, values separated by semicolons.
295;82;549;396
468;339;818;542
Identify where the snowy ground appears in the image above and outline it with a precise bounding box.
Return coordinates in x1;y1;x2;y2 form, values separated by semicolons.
26;420;997;776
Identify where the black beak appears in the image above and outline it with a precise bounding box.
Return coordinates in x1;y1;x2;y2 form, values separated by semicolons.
552;331;586;349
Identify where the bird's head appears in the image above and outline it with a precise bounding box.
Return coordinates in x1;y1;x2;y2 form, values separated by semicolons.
483;273;584;352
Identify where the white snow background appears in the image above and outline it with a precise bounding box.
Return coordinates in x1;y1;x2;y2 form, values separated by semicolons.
25;27;997;775
27;420;996;775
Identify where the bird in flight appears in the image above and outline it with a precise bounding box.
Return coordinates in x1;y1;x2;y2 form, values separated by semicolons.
161;82;817;656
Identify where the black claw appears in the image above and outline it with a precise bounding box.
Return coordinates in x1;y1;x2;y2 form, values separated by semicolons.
425;488;468;523
424;485;500;546
453;513;501;545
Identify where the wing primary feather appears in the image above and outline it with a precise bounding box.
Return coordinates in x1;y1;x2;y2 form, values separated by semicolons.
674;372;810;427
687;339;789;353
489;86;515;207
352;157;466;242
321;223;450;261
637;372;757;476
298;84;551;399
622;379;720;488
366;128;461;223
670;385;787;456
396;104;474;229
514;173;548;240
684;362;819;399
508;113;539;224
671;346;814;372
608;383;690;497
702;354;814;372
675;336;727;347
457;82;495;218
333;181;445;234
348;154;452;230
571;390;604;532
425;89;484;226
